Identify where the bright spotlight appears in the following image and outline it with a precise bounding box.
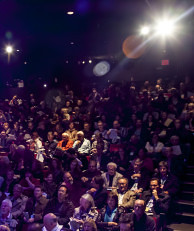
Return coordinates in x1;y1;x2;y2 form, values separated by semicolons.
140;26;150;35
6;46;13;53
43;84;47;88
67;11;74;15
155;19;175;36
89;60;92;64
82;61;85;64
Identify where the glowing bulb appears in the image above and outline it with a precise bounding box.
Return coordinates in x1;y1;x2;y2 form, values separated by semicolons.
67;11;74;15
155;19;175;36
6;46;13;53
140;26;150;35
89;60;92;64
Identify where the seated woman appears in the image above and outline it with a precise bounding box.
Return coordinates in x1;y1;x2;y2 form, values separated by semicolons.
70;194;98;231
96;192;124;231
42;172;57;199
145;133;164;166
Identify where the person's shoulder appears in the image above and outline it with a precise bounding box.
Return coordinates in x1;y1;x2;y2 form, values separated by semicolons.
125;190;136;196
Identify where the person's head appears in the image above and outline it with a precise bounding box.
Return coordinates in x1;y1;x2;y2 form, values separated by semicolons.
0;131;6;138
130;135;138;144
117;177;128;193
1;199;12;216
77;100;83;107
84;123;90;131
25;170;32;179
44;172;54;184
161;111;167;120
170;135;179;146
113;120;120;129
107;162;117;176
88;160;97;172
159;161;168;176
47;131;54;142
80;194;95;211
77;131;84;141
137;148;147;160
6;169;14;181
91;175;104;190
119;213;134;231
13;184;23;199
69;122;74;129
151;134;159;144
133;158;142;172
27;223;42;231
136;120;142;128
150;178;160;192
70;159;79;171
57;185;68;202
43;213;58;231
134;199;145;218
174;119;181;129
97;121;104;131
51;158;61;170
107;192;118;210
3;122;9;131
61;132;69;142
83;219;97;231
32;131;39;140
163;146;173;159
63;171;73;185
0;225;10;231
34;186;42;199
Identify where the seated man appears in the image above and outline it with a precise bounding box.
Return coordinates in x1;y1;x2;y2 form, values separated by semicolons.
0;199;18;231
61;171;85;207
102;162;123;189
24;185;48;224
43;213;63;231
141;178;170;230
57;133;74;151
73;131;91;169
155;161;179;197
128;199;156;231
87;175;107;209
44;185;74;228
81;160;101;189
112;177;136;212
119;213;134;231
8;184;28;220
44;131;58;158
125;158;150;195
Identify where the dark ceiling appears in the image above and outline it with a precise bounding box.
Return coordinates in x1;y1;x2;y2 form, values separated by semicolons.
0;0;193;84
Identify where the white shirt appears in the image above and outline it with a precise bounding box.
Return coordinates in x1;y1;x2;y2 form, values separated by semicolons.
42;223;63;231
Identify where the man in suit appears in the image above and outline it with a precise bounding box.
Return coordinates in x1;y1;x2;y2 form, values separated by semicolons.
101;162;123;189
8;184;28;220
113;177;136;212
141;178;170;230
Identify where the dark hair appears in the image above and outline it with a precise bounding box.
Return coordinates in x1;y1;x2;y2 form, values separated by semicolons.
34;185;43;191
158;161;168;170
150;178;160;186
93;175;104;189
119;213;134;230
27;223;42;231
108;192;118;208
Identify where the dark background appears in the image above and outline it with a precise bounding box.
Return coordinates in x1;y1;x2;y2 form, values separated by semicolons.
0;0;193;90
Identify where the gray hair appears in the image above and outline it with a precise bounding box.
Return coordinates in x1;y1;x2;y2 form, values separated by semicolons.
81;194;95;208
77;131;84;137
107;162;117;169
2;199;12;208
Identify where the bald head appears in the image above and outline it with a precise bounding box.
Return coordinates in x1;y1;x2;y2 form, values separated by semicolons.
43;213;57;231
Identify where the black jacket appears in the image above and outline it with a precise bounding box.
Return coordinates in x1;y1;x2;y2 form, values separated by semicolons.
128;212;156;231
44;197;74;227
141;190;170;217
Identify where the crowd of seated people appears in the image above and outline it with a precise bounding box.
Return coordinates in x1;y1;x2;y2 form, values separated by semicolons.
0;78;193;231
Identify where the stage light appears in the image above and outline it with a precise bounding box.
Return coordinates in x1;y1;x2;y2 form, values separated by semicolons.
89;60;92;64
155;19;175;36
82;61;85;64
140;26;150;35
67;11;74;15
93;61;110;77
43;84;47;88
6;46;13;53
